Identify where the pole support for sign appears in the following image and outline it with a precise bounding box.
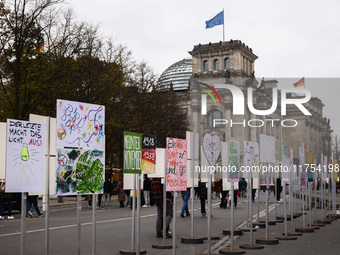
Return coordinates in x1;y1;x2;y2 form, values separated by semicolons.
45;116;50;255
20;192;27;255
92;193;96;255
240;172;264;250
77;193;81;255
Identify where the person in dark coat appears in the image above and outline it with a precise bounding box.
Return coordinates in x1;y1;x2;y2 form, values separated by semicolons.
117;180;125;207
143;175;151;207
276;178;282;201
199;181;207;217
218;178;229;209
151;178;173;238
103;178;114;208
0;182;14;220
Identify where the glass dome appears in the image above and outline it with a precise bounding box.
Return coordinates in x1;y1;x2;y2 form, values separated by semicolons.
158;57;192;91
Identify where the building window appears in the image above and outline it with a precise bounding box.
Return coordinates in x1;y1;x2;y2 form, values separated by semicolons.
213;59;219;70
203;60;208;71
224;58;230;69
207;110;224;127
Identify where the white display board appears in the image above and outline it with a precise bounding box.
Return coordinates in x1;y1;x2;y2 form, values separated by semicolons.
5;119;46;192
148;148;166;178
187;159;199;188
29;114;57;196
260;134;276;164
200;146;209;183
0;123;6;180
56;99;105;149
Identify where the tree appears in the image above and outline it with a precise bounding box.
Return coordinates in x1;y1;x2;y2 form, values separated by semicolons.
0;0;189;171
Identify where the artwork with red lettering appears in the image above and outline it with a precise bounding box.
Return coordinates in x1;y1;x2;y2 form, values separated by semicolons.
166;137;187;191
142;134;156;174
5;119;46;192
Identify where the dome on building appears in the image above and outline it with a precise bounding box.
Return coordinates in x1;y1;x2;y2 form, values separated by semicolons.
158;57;192;91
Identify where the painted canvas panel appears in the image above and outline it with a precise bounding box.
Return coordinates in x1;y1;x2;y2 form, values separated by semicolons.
56;99;105;149
281;145;290;182
299;143;306;188
228;138;240;182
56;148;104;195
243;141;259;179
203;133;221;166
166;137;187;191
124;131;142;174
5;119;46;192
142;134;156;174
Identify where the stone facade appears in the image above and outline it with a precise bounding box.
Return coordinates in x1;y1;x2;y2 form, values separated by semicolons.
185;40;332;173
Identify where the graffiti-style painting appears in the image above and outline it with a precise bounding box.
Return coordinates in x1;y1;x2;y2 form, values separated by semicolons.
243;141;259;179
56;99;105;149
56;148;104;195
5;119;46;192
299;143;306;188
228;138;240;182
166;137;187;191
281;145;290;182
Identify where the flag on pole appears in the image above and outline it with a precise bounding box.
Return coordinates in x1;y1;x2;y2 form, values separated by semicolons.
205;10;224;29
293;77;305;88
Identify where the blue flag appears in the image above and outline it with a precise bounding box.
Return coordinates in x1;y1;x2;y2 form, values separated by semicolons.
205;10;224;29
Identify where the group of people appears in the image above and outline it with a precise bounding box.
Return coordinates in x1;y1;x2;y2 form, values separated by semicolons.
0;181;44;219
88;178;115;208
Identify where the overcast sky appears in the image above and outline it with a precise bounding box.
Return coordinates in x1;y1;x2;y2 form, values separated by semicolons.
68;0;340;140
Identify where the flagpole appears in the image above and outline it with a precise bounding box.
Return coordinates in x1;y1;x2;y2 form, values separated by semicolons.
223;8;225;42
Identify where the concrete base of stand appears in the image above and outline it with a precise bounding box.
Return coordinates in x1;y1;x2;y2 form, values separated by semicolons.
260;220;276;225
196;253;219;255
223;229;243;236
307;224;320;230
253;222;266;228
295;227;314;233
152;243;173;249
119;248;147;255
295;213;303;217
181;236;204;244
203;235;220;240
327;215;338;220
277;216;291;221
241;228;257;232
219;248;246;254
285;232;303;236
288;214;297;219
255;238;279;245
275;235;297;240
317;219;332;224
311;223;325;227
275;219;284;223
239;243;264;250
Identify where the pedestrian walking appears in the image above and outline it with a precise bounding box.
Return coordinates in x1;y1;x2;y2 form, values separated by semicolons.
117;180;125;208
26;195;44;217
240;178;247;198
151;178;173;238
143;175;151;207
103;178;114;208
0;182;14;220
218;178;228;209
199;180;207;217
180;188;190;218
